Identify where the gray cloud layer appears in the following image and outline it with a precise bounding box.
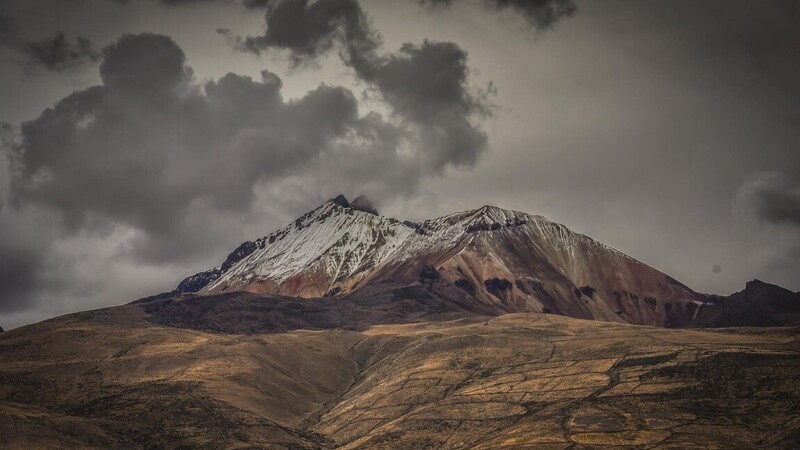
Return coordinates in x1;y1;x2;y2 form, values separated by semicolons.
735;172;800;227
421;0;576;30
733;171;800;290
237;0;378;62
0;14;99;71
229;0;501;174
2;26;494;312
2;0;522;319
0;210;41;313
352;40;491;171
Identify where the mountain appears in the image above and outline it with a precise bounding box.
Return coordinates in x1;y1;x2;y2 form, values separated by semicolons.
3;195;800;448
177;195;799;328
695;279;800;327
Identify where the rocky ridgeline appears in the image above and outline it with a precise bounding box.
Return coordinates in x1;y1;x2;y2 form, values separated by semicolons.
172;195;800;328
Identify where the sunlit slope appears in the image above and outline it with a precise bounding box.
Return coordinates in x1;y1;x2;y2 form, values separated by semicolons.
1;301;798;449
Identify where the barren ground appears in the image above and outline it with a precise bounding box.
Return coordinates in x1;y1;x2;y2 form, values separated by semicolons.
0;302;798;449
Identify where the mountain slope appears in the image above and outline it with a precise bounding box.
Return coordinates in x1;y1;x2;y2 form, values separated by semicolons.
202;195;413;297
1;303;798;449
359;204;703;325
177;195;731;327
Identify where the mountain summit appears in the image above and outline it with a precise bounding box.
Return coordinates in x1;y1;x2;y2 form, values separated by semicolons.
176;196;783;327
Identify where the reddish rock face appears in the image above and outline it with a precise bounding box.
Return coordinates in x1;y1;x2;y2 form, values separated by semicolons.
177;197;798;327
355;205;704;326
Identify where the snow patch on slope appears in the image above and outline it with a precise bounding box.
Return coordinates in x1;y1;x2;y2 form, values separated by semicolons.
183;200;633;295
204;200;413;291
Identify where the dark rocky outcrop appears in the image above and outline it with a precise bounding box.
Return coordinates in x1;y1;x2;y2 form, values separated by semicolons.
484;278;513;298
419;266;441;281
330;194;350;208
455;279;476;295
402;220;428;235
220;241;258;272
176;269;220;293
465;217;527;233
177;240;260;293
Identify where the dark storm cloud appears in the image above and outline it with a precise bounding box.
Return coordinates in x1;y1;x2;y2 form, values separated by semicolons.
21;33;99;71
0;14;19;46
735;172;800;227
109;0;219;4
149;0;272;7
0;246;39;311
99;33;190;98
420;0;576;30
350;40;492;171
237;0;378;64
160;0;216;4
1;134;29;315
0;14;99;71
8;32;478;267
733;171;800;291
241;0;274;8
1;123;50;313
232;0;492;172
0;213;46;313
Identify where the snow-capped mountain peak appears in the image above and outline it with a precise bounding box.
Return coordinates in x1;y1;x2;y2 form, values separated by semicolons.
177;197;703;326
200;195;414;296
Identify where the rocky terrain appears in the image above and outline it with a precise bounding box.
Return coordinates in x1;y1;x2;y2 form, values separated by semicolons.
0;299;798;449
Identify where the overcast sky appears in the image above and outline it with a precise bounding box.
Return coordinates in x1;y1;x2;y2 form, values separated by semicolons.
1;0;798;329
